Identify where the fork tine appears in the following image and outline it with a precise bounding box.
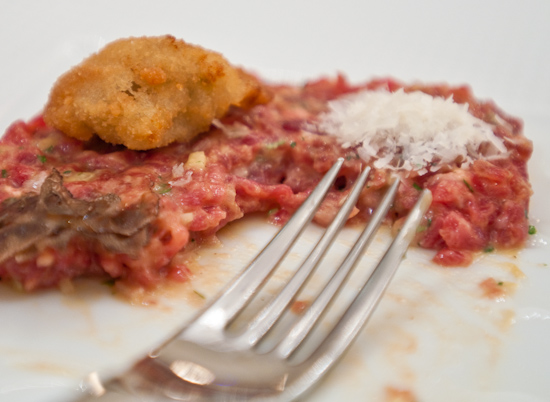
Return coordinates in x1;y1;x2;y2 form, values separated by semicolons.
274;177;401;359
287;189;432;398
239;166;372;348
182;158;346;336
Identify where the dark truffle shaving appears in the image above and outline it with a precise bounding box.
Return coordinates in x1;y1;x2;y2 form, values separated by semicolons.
0;170;159;263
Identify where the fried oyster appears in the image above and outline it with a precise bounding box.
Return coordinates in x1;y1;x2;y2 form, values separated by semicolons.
43;35;268;150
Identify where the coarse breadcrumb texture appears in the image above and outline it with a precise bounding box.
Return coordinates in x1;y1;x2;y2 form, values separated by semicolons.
43;35;268;150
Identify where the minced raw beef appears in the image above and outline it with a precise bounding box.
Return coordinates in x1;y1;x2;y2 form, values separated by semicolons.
0;76;533;292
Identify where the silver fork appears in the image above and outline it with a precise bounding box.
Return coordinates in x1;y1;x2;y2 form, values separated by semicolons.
79;157;432;402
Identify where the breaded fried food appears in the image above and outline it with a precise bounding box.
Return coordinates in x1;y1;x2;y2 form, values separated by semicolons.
43;35;268;150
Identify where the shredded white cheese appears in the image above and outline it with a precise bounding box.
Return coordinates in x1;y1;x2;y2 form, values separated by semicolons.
212;118;250;138
172;162;185;178
318;89;507;174
170;163;193;187
22;170;49;190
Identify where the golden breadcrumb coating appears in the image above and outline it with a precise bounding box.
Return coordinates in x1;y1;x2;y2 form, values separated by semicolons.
43;35;268;150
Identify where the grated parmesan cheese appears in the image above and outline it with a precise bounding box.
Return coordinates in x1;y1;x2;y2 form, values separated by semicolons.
318;89;507;174
172;162;185;178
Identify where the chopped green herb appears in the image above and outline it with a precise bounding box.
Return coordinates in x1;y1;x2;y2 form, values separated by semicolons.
427;218;432;227
194;290;206;299
290;141;297;148
1;169;7;178
497;281;504;286
45;145;54;153
528;225;537;235
155;182;172;194
37;155;47;164
484;246;495;253
268;208;279;215
63;170;72;175
413;183;422;191
416;225;427;233
463;179;474;193
103;279;116;287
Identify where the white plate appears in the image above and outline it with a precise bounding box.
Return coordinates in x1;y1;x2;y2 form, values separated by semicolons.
1;2;549;401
